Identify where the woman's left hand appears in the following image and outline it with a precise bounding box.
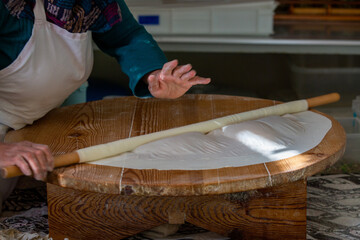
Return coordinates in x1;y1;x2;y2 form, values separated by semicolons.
145;59;211;99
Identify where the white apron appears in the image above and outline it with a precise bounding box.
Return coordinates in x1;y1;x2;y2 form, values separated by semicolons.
0;0;94;130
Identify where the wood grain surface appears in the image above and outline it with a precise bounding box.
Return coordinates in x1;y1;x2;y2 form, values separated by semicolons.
47;179;307;240
5;94;346;196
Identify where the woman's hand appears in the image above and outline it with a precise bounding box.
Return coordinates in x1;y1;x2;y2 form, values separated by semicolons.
146;59;211;99
0;141;54;181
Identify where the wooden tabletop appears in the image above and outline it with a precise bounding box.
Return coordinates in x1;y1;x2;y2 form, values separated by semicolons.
5;94;346;196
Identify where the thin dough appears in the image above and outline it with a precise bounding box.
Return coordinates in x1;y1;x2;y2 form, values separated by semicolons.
91;111;331;170
77;100;308;163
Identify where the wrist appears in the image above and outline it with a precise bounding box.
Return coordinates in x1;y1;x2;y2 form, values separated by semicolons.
141;73;150;85
142;70;161;85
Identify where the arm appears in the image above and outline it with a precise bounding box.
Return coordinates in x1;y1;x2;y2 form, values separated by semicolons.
0;4;53;181
92;0;166;97
0;2;33;70
92;0;210;99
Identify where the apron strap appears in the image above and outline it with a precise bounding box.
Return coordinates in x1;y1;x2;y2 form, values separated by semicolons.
33;0;46;22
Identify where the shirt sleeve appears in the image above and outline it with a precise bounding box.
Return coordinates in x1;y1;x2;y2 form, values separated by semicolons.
92;0;167;98
0;2;33;70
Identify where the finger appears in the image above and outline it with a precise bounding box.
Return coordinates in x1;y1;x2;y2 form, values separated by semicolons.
22;152;43;180
17;141;33;147
173;64;192;78
180;70;197;81
32;143;54;171
160;60;178;79
23;144;48;175
14;156;32;176
188;76;211;86
32;147;48;174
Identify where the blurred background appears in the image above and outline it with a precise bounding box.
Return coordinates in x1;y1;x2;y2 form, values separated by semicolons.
89;0;360;170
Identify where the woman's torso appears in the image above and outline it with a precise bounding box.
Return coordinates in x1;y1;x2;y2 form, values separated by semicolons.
0;0;95;129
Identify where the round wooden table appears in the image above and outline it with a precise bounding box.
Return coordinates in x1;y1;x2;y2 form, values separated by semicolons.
5;94;346;240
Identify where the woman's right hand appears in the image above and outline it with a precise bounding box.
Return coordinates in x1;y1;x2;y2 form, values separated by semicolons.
0;141;54;181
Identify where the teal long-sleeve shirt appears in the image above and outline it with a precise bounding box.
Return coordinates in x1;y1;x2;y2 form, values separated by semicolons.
0;0;167;100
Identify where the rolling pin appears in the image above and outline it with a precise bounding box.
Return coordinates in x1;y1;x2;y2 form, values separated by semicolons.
0;93;340;179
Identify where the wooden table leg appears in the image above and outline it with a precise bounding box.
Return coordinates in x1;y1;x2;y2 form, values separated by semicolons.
185;179;307;240
47;179;306;240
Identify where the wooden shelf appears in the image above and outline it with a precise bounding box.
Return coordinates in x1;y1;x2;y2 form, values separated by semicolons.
276;0;360;21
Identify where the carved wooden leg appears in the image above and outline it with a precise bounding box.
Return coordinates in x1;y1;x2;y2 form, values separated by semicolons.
47;183;169;239
184;179;307;240
47;179;306;240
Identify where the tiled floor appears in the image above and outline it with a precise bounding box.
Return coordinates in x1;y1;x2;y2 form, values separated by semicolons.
306;174;360;240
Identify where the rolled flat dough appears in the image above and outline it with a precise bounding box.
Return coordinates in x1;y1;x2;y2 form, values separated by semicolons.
91;111;331;170
78;100;308;163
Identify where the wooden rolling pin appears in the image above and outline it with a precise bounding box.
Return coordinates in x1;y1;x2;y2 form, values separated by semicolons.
0;93;340;179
